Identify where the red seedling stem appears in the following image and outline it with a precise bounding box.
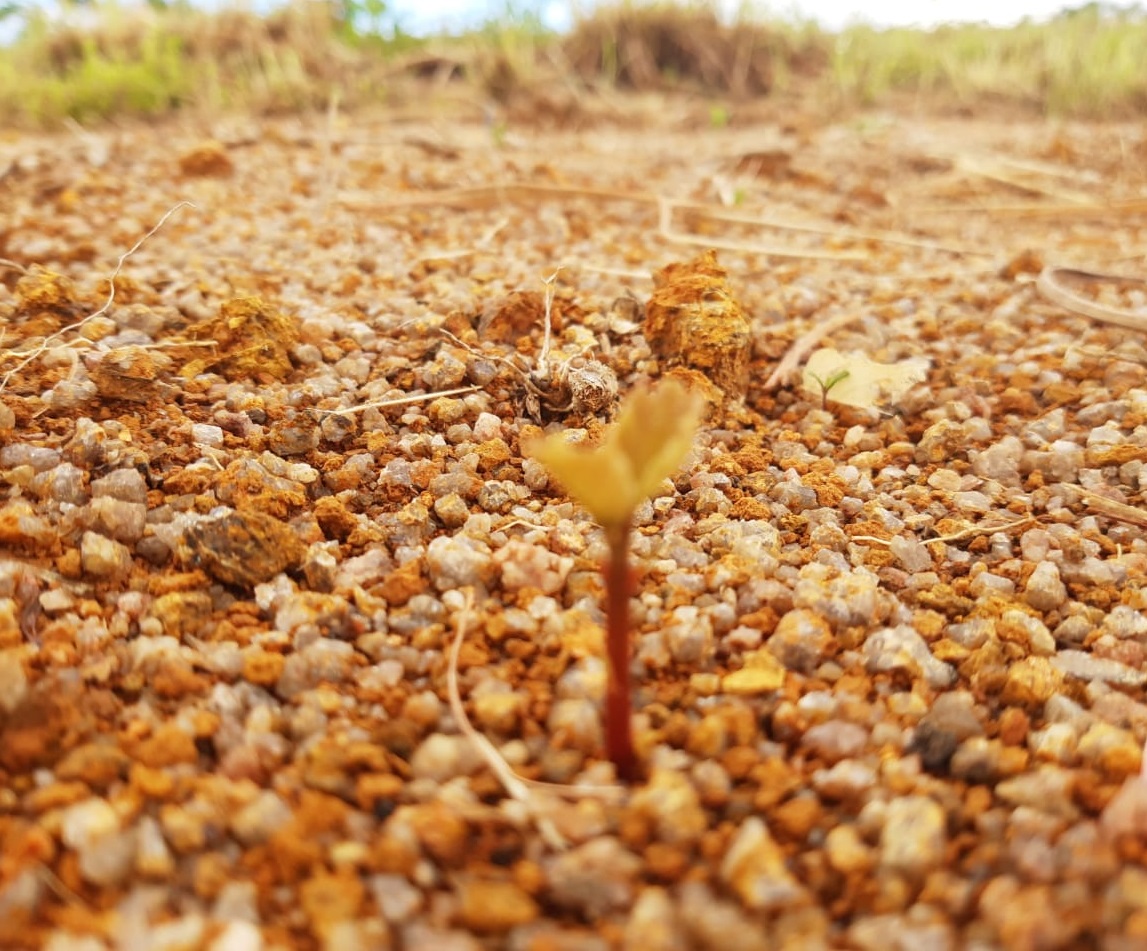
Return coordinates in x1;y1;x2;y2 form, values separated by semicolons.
603;520;636;782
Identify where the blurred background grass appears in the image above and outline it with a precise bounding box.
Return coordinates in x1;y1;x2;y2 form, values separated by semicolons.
0;0;1144;126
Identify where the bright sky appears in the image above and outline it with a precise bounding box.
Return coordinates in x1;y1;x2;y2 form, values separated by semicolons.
394;0;1083;33
2;0;1089;41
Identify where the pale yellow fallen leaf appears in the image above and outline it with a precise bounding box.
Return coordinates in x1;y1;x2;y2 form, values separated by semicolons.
802;347;930;409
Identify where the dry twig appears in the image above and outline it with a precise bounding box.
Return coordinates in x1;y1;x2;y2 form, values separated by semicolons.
446;589;624;852
1071;487;1147;529
925;516;1035;546
0;201;195;395
342;182;975;263
1035;266;1147;333
329;386;479;416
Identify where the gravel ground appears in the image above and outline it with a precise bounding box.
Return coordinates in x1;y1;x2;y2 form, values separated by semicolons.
2;98;1147;950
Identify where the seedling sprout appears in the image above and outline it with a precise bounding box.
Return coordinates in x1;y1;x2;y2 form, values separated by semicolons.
525;377;704;780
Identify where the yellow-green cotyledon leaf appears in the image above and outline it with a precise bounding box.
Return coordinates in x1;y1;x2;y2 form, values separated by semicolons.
524;379;704;529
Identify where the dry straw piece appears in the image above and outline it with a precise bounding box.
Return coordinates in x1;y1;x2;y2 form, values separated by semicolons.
1035;265;1147;332
0;201;194;396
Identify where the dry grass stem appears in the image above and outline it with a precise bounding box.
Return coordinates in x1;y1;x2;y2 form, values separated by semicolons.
414;216;510;264
348;184;872;262
538;267;562;375
0;200;194;395
657;228;866;262
855;517;1036;548
1072;487;1147;529
910;197;1147;218
446;590;624;852
341;183;660;212
579;264;650;281
925;516;1036;546
1036;266;1147;332
673;201;992;257
330;386;480;416
954;155;1097;204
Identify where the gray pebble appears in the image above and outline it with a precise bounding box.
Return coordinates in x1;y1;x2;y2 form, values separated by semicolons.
275;640;356;698
85;497;148;544
80;530;133;578
879;795;947;876
426;535;495;590
720;817;808;911
1024;561;1067;612
430;469;482;500
545;838;642;917
995;765;1079;819
0;443;62;472
812;759;878;800
971;435;1023;484
863;625;956;689
1051;650;1147;687
1100;604;1147;640
92;469;147;505
890;534;932;572
434;493;470;528
802;720;868;762
678;881;771;951
30;462;89;504
229;791;292;845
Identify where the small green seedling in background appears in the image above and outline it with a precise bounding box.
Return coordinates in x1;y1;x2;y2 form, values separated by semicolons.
808;367;851;409
525;378;704;781
708;104;731;128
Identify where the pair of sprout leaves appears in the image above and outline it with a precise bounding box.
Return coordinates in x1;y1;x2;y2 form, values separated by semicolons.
525;378;703;534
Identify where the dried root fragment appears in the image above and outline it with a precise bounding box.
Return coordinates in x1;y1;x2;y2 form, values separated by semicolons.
441;268;619;424
643;249;751;399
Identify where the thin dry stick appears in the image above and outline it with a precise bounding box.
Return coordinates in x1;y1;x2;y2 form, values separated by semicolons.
666;200;991;258
953;156;1096;204
656;199;867;263
978;153;1104;186
0;201;195;395
924;516;1035;546
658;227;867;262
538;266;562;376
852;516;1035;547
329;386;479;416
36;864;86;908
446;590;624;851
1035;266;1147;333
316;88;343;213
342;182;655;211
344;183;958;262
1072;487;1147;529
413;215;510;264
579;264;650;281
908;197;1147;218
